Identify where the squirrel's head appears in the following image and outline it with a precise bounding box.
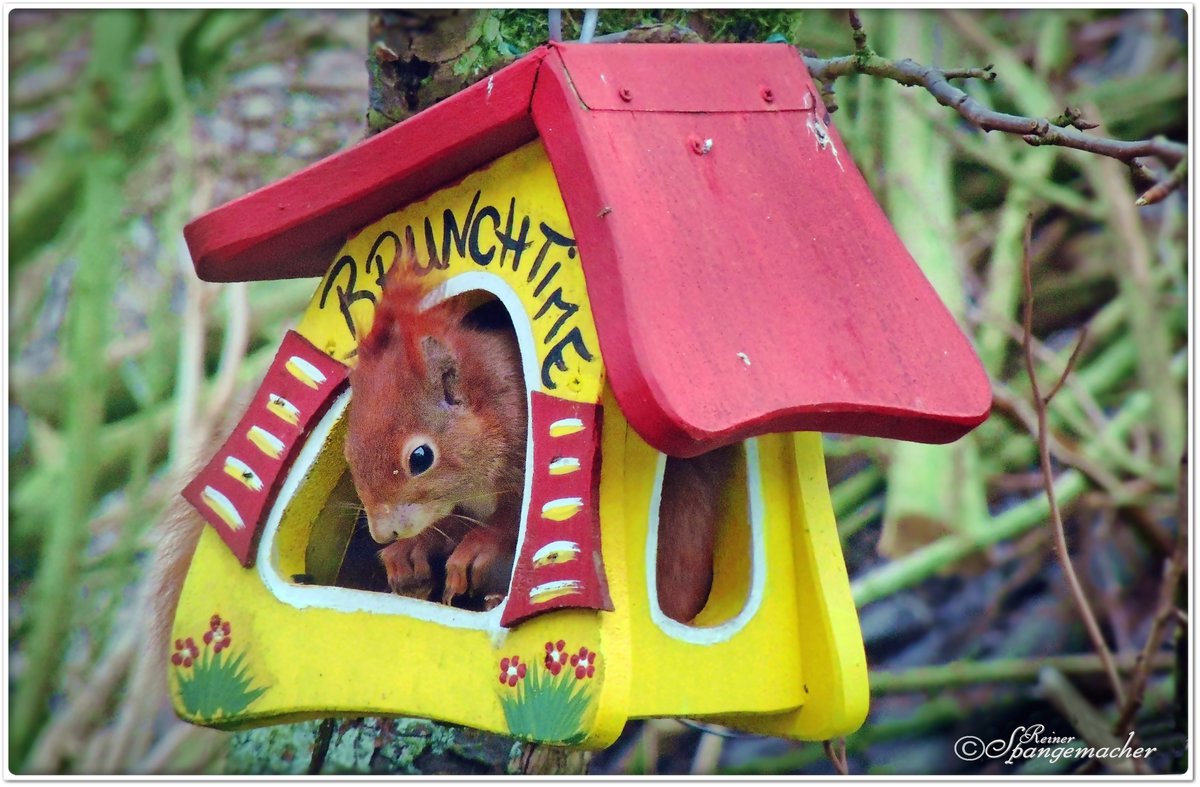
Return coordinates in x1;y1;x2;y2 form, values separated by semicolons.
344;300;501;544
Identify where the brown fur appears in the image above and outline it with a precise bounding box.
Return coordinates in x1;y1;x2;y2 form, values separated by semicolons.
344;263;526;605
657;445;739;623
348;262;739;620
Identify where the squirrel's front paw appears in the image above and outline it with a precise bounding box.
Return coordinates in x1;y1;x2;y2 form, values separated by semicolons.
378;537;439;600
443;527;516;606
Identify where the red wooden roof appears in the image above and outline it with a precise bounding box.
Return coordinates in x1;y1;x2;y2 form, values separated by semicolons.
184;43;991;453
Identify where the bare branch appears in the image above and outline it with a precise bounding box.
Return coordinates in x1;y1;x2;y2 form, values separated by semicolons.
822;738;849;775
1136;159;1187;206
1113;452;1189;735
804;53;1184;166
802;14;1185;202
1043;326;1090;406
848;10;868;55
1021;219;1127;708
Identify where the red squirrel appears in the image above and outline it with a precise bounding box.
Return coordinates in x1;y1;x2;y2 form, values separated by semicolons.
344;262;737;622
344;268;526;609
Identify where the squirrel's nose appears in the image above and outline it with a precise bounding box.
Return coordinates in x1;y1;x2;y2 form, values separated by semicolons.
365;505;401;544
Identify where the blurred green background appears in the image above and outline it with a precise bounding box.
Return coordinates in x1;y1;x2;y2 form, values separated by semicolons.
7;8;1188;775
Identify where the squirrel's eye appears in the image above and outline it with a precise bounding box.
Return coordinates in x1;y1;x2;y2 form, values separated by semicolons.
408;444;435;476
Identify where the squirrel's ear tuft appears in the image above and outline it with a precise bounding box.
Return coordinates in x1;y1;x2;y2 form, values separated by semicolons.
421;335;460;406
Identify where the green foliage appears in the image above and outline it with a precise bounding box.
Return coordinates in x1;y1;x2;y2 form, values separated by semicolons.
8;6;1188;776
498;659;595;744
176;648;269;720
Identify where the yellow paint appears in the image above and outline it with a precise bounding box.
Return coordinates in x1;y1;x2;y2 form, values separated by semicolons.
295;141;603;406
549;418;586;437
266;395;300;426
540;498;584;522
548;457;581;476
529;580;584;604
247;426;284;459
532;541;581;567
223;457;263;492
200;487;244;530
173;139;867;746
285;356;326;389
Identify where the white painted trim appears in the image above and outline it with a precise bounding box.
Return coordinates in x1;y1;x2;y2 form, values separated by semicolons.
644;439;767;644
256;272;542;639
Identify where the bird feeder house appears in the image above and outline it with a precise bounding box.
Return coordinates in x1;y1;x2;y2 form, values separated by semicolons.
172;43;990;747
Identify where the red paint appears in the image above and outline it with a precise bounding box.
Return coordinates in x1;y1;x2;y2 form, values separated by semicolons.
184;42;990;455
534;44;991;454
184;52;545;283
182;331;349;565
501;392;610;628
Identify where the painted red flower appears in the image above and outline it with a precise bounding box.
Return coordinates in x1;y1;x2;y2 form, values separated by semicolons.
204;614;232;653
570;646;597;679
544;640;568;675
171;637;200;668
498;655;527;687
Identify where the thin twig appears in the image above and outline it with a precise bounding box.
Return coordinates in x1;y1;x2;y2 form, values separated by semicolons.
802;14;1186;202
822;738;849;775
988;381;1126;497
1042;327;1090;405
1021;218;1126;708
1113;452;1189;735
1039;667;1138;775
847;9;867;54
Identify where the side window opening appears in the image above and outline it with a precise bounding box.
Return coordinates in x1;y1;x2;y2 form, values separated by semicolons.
654;442;752;628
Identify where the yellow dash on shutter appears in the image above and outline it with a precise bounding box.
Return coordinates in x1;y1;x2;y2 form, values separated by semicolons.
285;355;326;389
541;497;583;521
201;486;244;530
532;540;581;567
266;394;300;425
223;457;263;491
548;417;585;437
247;426;285;459
529;579;582;604
548;457;581;475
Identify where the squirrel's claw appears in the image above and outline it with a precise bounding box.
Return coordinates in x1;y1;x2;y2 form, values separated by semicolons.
379;537;437;601
443;526;516;607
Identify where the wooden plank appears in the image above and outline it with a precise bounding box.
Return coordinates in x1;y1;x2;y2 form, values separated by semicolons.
184;51;546;282
181;331;349;565
501;392;611;628
550;41;815;112
534;44;991;454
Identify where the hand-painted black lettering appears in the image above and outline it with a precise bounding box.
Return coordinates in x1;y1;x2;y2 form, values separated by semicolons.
364;231;400;290
319;255;377;339
420;216;444;272
441;190;481;263
532;287;579;344
533;262;561;298
496;197;532;271
541;327;595;389
469;204;501;266
526;222;576;283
